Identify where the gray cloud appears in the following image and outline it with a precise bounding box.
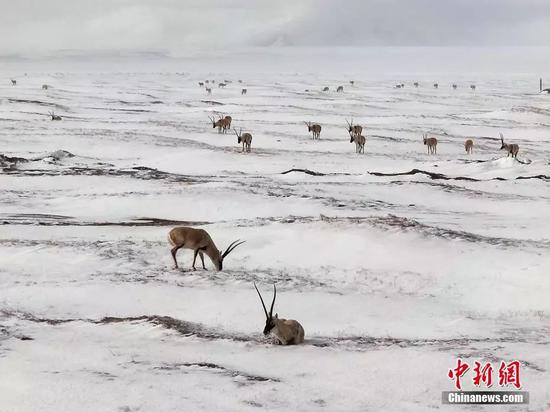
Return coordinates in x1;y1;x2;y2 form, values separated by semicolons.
1;0;549;55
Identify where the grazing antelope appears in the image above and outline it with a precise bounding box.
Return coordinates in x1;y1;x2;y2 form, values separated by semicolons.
452;84;457;90
395;84;402;89
254;283;304;345
322;86;329;92
500;133;519;158
42;84;49;90
241;88;247;95
414;82;419;88
470;84;476;91
218;83;226;88
434;83;439;89
422;133;437;154
350;131;366;154
209;115;228;133
336;85;344;92
48;111;62;121
234;128;252;152
464;139;474;154
198;81;204;87
305;121;321;140
206;87;212;95
346;118;362;137
11;79;16;86
168;227;245;271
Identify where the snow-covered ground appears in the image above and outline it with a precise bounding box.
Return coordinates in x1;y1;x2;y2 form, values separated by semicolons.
1;49;549;411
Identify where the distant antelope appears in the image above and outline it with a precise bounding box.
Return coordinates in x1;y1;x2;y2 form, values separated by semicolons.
464;139;474;154
336;85;344;92
305;121;321;140
254;283;304;345
218;83;226;88
470;84;476;90
168;227;245;271
422;133;437;154
500;133;519;158
42;84;49;90
11;79;16;86
206;87;212;94
241;88;247;95
414;82;419;87
349;80;355;86
205;80;210;84
198;82;204;87
434;83;439;89
452;84;457;90
395;84;402;89
322;86;329;92
234;128;252;152
345;118;362;137
208;115;229;133
350;132;366;154
48;111;62;121
238;79;243;83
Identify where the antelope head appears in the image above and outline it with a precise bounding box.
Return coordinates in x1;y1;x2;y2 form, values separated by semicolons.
234;128;243;143
500;133;507;150
214;239;245;271
304;121;312;132
208;115;216;128
422;133;427;145
254;283;277;336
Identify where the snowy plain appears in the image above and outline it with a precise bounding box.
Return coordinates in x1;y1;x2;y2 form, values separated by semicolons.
1;48;550;411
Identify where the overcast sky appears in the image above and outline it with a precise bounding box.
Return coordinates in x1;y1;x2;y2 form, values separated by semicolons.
2;0;550;55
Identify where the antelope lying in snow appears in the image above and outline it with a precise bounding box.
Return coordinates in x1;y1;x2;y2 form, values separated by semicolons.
500;133;519;158
234;128;252;152
168;227;245;271
254;283;304;345
465;139;474;154
346;118;362;138
305;121;321;139
422;133;437;154
350;131;366;153
49;111;62;121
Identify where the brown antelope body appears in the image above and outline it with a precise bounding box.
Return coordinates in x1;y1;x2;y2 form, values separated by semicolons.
434;83;439;89
500;133;519;158
11;79;16;86
234;128;252;152
241;88;247;95
322;86;329;92
254;283;304;345
168;227;245;271
346;118;362;138
350;132;366;154
224;115;232;131
305;121;321;139
336;85;344;92
209;115;230;133
465;139;474;154
42;84;49;90
423;133;437;154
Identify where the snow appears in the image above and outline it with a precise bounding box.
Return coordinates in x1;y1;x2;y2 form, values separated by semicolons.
1;48;550;411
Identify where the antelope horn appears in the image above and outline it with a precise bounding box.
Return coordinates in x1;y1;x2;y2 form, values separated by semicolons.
500;132;504;143
345;118;350;127
221;239;246;259
254;283;269;319
233;128;239;137
269;284;276;318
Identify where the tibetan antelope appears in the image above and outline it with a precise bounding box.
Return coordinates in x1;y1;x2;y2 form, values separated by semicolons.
349;80;355;86
11;79;16;86
464;139;474;154
322;86;329;92
238;79;243;83
241;88;247;95
218;83;226;88
422;133;437;154
208;115;230;133
470;84;476;91
350;131;366;154
395;84;403;89
205;80;210;84
434;83;439;89
48;111;62;121
346;118;362;138
234;128;252;152
168;227;245;271
336;85;344;92
42;84;49;90
414;82;419;87
254;283;304;345
198;81;204;87
206;87;212;94
452;84;457;90
305;121;321;140
500;133;519;158
223;115;232;131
